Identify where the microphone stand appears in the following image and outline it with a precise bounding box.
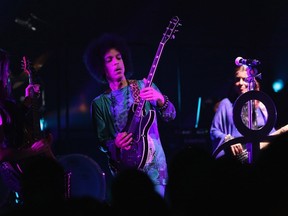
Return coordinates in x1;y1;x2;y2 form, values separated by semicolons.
245;66;260;163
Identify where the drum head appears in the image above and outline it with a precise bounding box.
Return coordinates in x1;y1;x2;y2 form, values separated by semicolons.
57;154;106;201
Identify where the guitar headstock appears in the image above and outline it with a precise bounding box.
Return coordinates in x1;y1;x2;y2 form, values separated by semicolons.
161;16;182;44
21;56;33;84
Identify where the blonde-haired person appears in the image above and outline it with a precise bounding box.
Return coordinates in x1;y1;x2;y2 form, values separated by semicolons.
210;65;276;163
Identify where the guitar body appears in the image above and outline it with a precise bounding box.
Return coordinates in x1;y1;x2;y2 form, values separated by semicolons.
117;109;155;170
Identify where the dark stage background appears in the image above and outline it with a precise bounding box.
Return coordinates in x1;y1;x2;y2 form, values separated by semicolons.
1;0;288;198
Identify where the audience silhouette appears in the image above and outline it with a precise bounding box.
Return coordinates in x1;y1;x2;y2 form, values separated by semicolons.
109;168;169;215
61;196;111;214
166;144;254;216
2;156;66;215
166;145;216;215
1;132;287;216
253;131;288;215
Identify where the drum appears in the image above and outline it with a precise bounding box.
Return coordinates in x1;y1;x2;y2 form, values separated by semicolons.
57;154;106;201
0;173;12;209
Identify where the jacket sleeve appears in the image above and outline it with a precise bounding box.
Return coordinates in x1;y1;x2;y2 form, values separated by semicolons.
91;96;115;153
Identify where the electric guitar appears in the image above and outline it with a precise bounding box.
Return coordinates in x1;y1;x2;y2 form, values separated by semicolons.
22;56;41;145
114;16;181;171
21;56;54;159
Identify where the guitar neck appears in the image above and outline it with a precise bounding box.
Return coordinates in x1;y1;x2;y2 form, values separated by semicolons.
126;16;180;134
132;16;180;118
134;41;165;118
145;42;165;88
22;56;43;144
31;96;42;140
28;67;42;141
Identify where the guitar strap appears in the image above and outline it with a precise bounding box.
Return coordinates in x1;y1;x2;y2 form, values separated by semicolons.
128;80;140;103
113;80;143;172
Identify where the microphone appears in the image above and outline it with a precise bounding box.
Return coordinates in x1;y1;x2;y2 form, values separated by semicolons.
235;57;261;67
15;18;36;31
